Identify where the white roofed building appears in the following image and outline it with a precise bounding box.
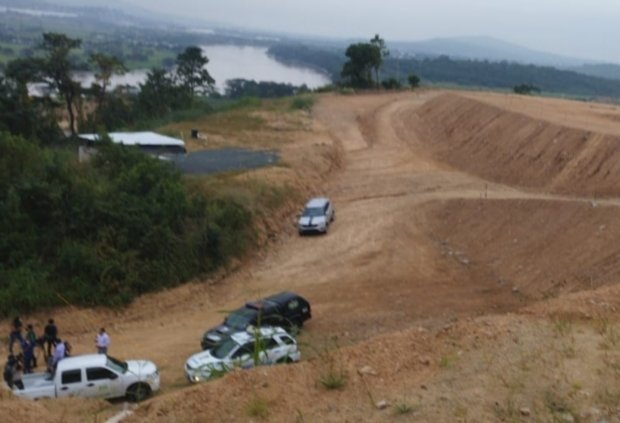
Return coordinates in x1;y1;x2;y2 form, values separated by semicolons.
78;131;186;162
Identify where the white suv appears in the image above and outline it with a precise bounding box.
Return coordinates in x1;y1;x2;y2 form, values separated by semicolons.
297;197;335;234
185;326;300;383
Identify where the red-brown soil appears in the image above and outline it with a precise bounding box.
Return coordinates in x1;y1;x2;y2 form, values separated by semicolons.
3;89;620;422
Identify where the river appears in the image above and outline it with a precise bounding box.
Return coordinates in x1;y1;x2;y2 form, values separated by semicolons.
74;45;331;93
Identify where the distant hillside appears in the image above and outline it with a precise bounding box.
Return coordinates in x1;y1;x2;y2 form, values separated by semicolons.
568;63;620;81
268;44;620;99
390;36;594;68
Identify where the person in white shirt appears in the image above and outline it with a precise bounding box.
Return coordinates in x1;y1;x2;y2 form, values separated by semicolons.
48;339;66;378
95;328;110;354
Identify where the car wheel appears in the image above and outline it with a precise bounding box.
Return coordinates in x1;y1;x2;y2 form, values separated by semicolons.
276;356;294;364
126;383;152;402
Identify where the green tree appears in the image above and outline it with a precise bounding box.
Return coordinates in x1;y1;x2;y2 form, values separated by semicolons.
1;66;61;142
137;68;182;117
513;83;541;95
38;33;82;137
175;46;215;97
370;34;389;87
408;74;420;89
89;53;127;109
341;43;381;89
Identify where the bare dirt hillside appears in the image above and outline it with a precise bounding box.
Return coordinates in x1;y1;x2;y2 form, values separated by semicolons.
4;89;620;422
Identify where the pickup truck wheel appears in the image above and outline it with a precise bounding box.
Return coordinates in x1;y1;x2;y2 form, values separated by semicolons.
126;383;151;402
276;356;294;364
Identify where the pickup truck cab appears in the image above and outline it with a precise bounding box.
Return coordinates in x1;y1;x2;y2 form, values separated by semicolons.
12;354;160;402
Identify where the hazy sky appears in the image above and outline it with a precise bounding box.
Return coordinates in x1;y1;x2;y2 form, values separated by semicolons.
91;0;620;62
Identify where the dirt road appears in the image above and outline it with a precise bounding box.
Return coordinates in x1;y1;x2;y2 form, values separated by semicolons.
6;90;620;421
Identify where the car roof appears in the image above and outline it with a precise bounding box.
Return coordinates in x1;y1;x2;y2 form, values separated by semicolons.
229;326;289;344
57;354;107;371
263;291;306;306
305;197;329;208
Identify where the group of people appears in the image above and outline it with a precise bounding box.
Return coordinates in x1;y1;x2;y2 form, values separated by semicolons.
4;317;66;389
4;317;111;390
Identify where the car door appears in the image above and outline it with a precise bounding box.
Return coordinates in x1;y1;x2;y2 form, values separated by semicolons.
83;367;123;399
230;342;256;369
262;336;284;364
57;369;84;398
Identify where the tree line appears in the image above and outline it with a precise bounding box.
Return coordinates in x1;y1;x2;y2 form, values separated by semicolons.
1;33;216;139
0;33;260;316
269;42;620;98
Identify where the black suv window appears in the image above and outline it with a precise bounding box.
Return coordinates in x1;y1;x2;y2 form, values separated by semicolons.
225;308;257;330
86;367;116;381
287;299;300;310
61;369;82;384
262;314;282;326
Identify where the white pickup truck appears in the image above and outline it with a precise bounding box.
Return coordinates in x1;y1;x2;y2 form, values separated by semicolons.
12;354;160;401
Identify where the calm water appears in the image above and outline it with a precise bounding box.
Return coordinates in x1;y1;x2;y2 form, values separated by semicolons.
203;45;331;91
76;45;331;92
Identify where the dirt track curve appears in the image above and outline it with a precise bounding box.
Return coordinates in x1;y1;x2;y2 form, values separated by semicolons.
6;90;620;422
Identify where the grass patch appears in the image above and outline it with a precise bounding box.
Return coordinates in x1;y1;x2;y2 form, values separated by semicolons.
290;95;315;111
245;396;269;419
393;401;416;415
551;316;573;337
439;352;459;369
317;339;348;391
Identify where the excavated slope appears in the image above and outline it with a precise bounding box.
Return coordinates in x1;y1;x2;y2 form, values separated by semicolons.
415;93;620;198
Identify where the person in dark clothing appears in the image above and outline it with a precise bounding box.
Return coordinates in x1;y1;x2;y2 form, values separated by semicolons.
12;361;24;390
43;318;58;358
3;355;16;389
21;339;35;374
8;317;24;354
25;324;37;369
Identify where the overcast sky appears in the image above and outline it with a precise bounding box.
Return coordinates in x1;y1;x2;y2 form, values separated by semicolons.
84;0;620;63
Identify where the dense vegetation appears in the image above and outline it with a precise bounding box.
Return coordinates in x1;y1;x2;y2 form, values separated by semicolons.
0;133;252;315
0;32;257;316
225;79;307;99
269;44;620;99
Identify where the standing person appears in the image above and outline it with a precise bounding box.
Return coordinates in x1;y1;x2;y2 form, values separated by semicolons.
3;355;16;389
21;339;35;374
25;324;38;368
95;328;110;354
50;338;65;376
8;317;23;354
43;318;58;358
12;361;24;390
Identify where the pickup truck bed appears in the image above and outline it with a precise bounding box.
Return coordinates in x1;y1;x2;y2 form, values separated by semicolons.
16;373;56;398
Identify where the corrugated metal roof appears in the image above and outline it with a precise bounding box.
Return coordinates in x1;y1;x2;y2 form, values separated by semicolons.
79;132;185;147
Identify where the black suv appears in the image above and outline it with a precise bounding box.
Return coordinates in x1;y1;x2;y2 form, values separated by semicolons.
201;291;311;350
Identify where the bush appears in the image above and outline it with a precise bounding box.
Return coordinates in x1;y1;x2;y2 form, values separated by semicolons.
0;133;254;314
290;95;315;111
381;78;402;90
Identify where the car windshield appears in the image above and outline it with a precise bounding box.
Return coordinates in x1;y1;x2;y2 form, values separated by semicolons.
225;308;256;330
211;338;239;359
302;207;324;217
106;356;128;374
